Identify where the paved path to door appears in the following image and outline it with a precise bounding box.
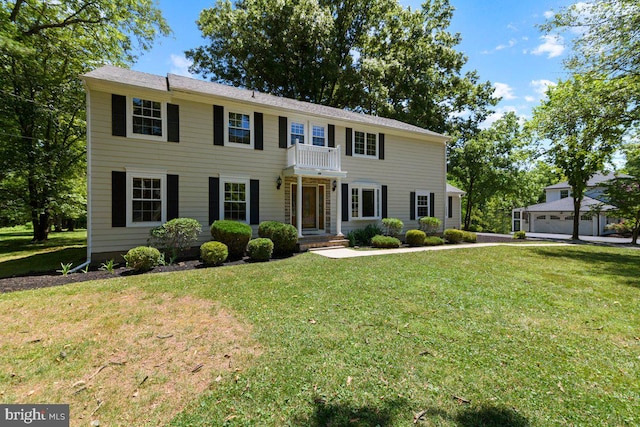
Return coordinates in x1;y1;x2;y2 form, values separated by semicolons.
311;242;570;259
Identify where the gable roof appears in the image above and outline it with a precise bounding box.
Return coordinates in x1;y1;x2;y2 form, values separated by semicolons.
83;65;448;141
524;195;615;212
545;172;632;190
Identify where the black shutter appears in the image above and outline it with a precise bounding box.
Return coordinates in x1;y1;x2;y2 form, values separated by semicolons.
209;177;220;225
430;192;435;217
213;105;224;146
167;174;179;220
410;191;416;220
345;128;352;156
250;179;260;225
382;185;388;219
342;183;349;222
328;124;335;148
448;196;453;218
254;112;263;150
378;133;385;160
111;94;126;137
279;116;288;148
112;171;126;227
167;103;179;142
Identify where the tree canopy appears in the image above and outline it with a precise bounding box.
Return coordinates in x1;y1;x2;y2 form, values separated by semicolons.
186;0;496;135
0;0;170;240
599;176;640;244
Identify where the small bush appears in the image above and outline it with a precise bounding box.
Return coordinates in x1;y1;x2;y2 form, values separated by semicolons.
258;221;298;256
149;217;202;262
462;231;477;243
405;229;426;247
124;246;162;272
513;230;526;240
200;241;228;266
371;234;401;248
347;223;384;247
382;218;403;237
247;238;274;262
605;221;632;236
424;236;445;246
419;216;441;235
443;229;464;243
210;220;252;260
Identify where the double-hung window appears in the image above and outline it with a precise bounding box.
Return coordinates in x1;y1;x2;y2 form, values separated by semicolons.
131;97;164;139
290;122;305;145
222;179;249;222
228;112;251;145
126;171;166;227
416;191;430;218
312;125;326;146
354;131;377;157
351;184;381;220
560;189;569;199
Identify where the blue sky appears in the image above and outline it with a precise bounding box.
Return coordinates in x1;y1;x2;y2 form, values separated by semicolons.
132;0;576;127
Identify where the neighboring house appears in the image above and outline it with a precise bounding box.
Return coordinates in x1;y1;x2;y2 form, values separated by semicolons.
512;172;627;236
82;65;453;261
446;183;465;230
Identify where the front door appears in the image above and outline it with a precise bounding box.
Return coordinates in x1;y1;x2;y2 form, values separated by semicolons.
302;186;317;229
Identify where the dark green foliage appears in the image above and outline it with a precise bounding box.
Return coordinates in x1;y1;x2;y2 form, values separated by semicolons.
405;229;426;247
258;221;298;256
210;220;252;260
149;218;202;262
123;246;162;272
247;238;274;262
346;224;384;247
200;241;228;266
443;229;464;243
424;236;445;246
462;231;477;243
381;218;403;237
371;235;401;248
513;230;526;240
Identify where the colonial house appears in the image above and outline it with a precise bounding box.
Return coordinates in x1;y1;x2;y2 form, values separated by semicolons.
512;172;627;236
82;65;455;261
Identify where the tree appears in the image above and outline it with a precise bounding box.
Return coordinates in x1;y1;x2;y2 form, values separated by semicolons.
0;1;170;241
186;0;496;134
448;112;524;230
528;75;628;239
599;177;640;244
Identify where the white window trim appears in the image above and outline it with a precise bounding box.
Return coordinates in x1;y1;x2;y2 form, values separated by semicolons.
352;130;378;158
290;120;306;145
220;176;250;223
225;109;254;149
350;183;382;220
125;169;167;227
415;190;430;219
126;96;167;142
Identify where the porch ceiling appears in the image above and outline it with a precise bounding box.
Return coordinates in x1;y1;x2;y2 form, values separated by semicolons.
282;166;347;178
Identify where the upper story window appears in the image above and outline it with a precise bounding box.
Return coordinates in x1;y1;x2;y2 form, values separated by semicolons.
354;131;377;157
351;184;381;220
131;97;164;138
560;189;569;199
312;125;326;146
228;112;251;145
291;122;305;145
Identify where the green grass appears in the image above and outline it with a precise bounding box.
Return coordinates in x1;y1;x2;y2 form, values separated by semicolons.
1;245;639;426
0;226;86;278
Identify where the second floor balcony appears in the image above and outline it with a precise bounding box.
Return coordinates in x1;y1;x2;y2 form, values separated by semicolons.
286;143;342;173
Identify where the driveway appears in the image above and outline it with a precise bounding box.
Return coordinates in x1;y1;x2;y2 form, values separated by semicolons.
522;232;636;244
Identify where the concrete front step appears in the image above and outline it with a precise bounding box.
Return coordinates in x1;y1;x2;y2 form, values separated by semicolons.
298;236;349;252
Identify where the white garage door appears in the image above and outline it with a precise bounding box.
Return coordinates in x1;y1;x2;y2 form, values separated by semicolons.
534;215;594;235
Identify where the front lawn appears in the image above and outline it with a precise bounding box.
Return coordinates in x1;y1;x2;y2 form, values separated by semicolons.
1;245;638;426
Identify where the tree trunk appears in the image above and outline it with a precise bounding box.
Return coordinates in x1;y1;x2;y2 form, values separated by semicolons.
572;197;581;240
32;212;51;242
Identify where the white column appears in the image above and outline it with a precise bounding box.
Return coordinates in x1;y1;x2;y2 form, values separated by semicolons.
297;175;303;237
336;177;343;236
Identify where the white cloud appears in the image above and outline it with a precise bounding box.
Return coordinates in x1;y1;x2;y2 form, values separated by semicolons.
169;54;193;77
543;10;555;19
531;34;565;58
530;79;557;98
480;106;521;129
493;82;516;100
495;39;517;51
507;23;518;32
524;95;536;103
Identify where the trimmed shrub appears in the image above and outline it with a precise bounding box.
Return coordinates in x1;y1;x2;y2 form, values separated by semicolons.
419;216;441;235
462;231;477;243
405;229;426;247
258;221;298;256
371;234;401;248
200;241;228;266
247;238;274;262
149;217;202;262
424;236;445;246
382;218;403;237
124;246;162;272
443;229;464;243
513;230;526;240
210;220;252;260
347;223;384;247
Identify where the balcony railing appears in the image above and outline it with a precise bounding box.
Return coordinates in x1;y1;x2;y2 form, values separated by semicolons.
287;144;341;171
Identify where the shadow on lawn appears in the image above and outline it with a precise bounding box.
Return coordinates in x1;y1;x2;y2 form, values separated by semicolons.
455;404;529;427
531;247;640;289
0;247;86;278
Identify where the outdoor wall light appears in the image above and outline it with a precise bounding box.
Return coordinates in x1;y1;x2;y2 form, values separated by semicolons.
332;180;337;192
276;176;283;190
